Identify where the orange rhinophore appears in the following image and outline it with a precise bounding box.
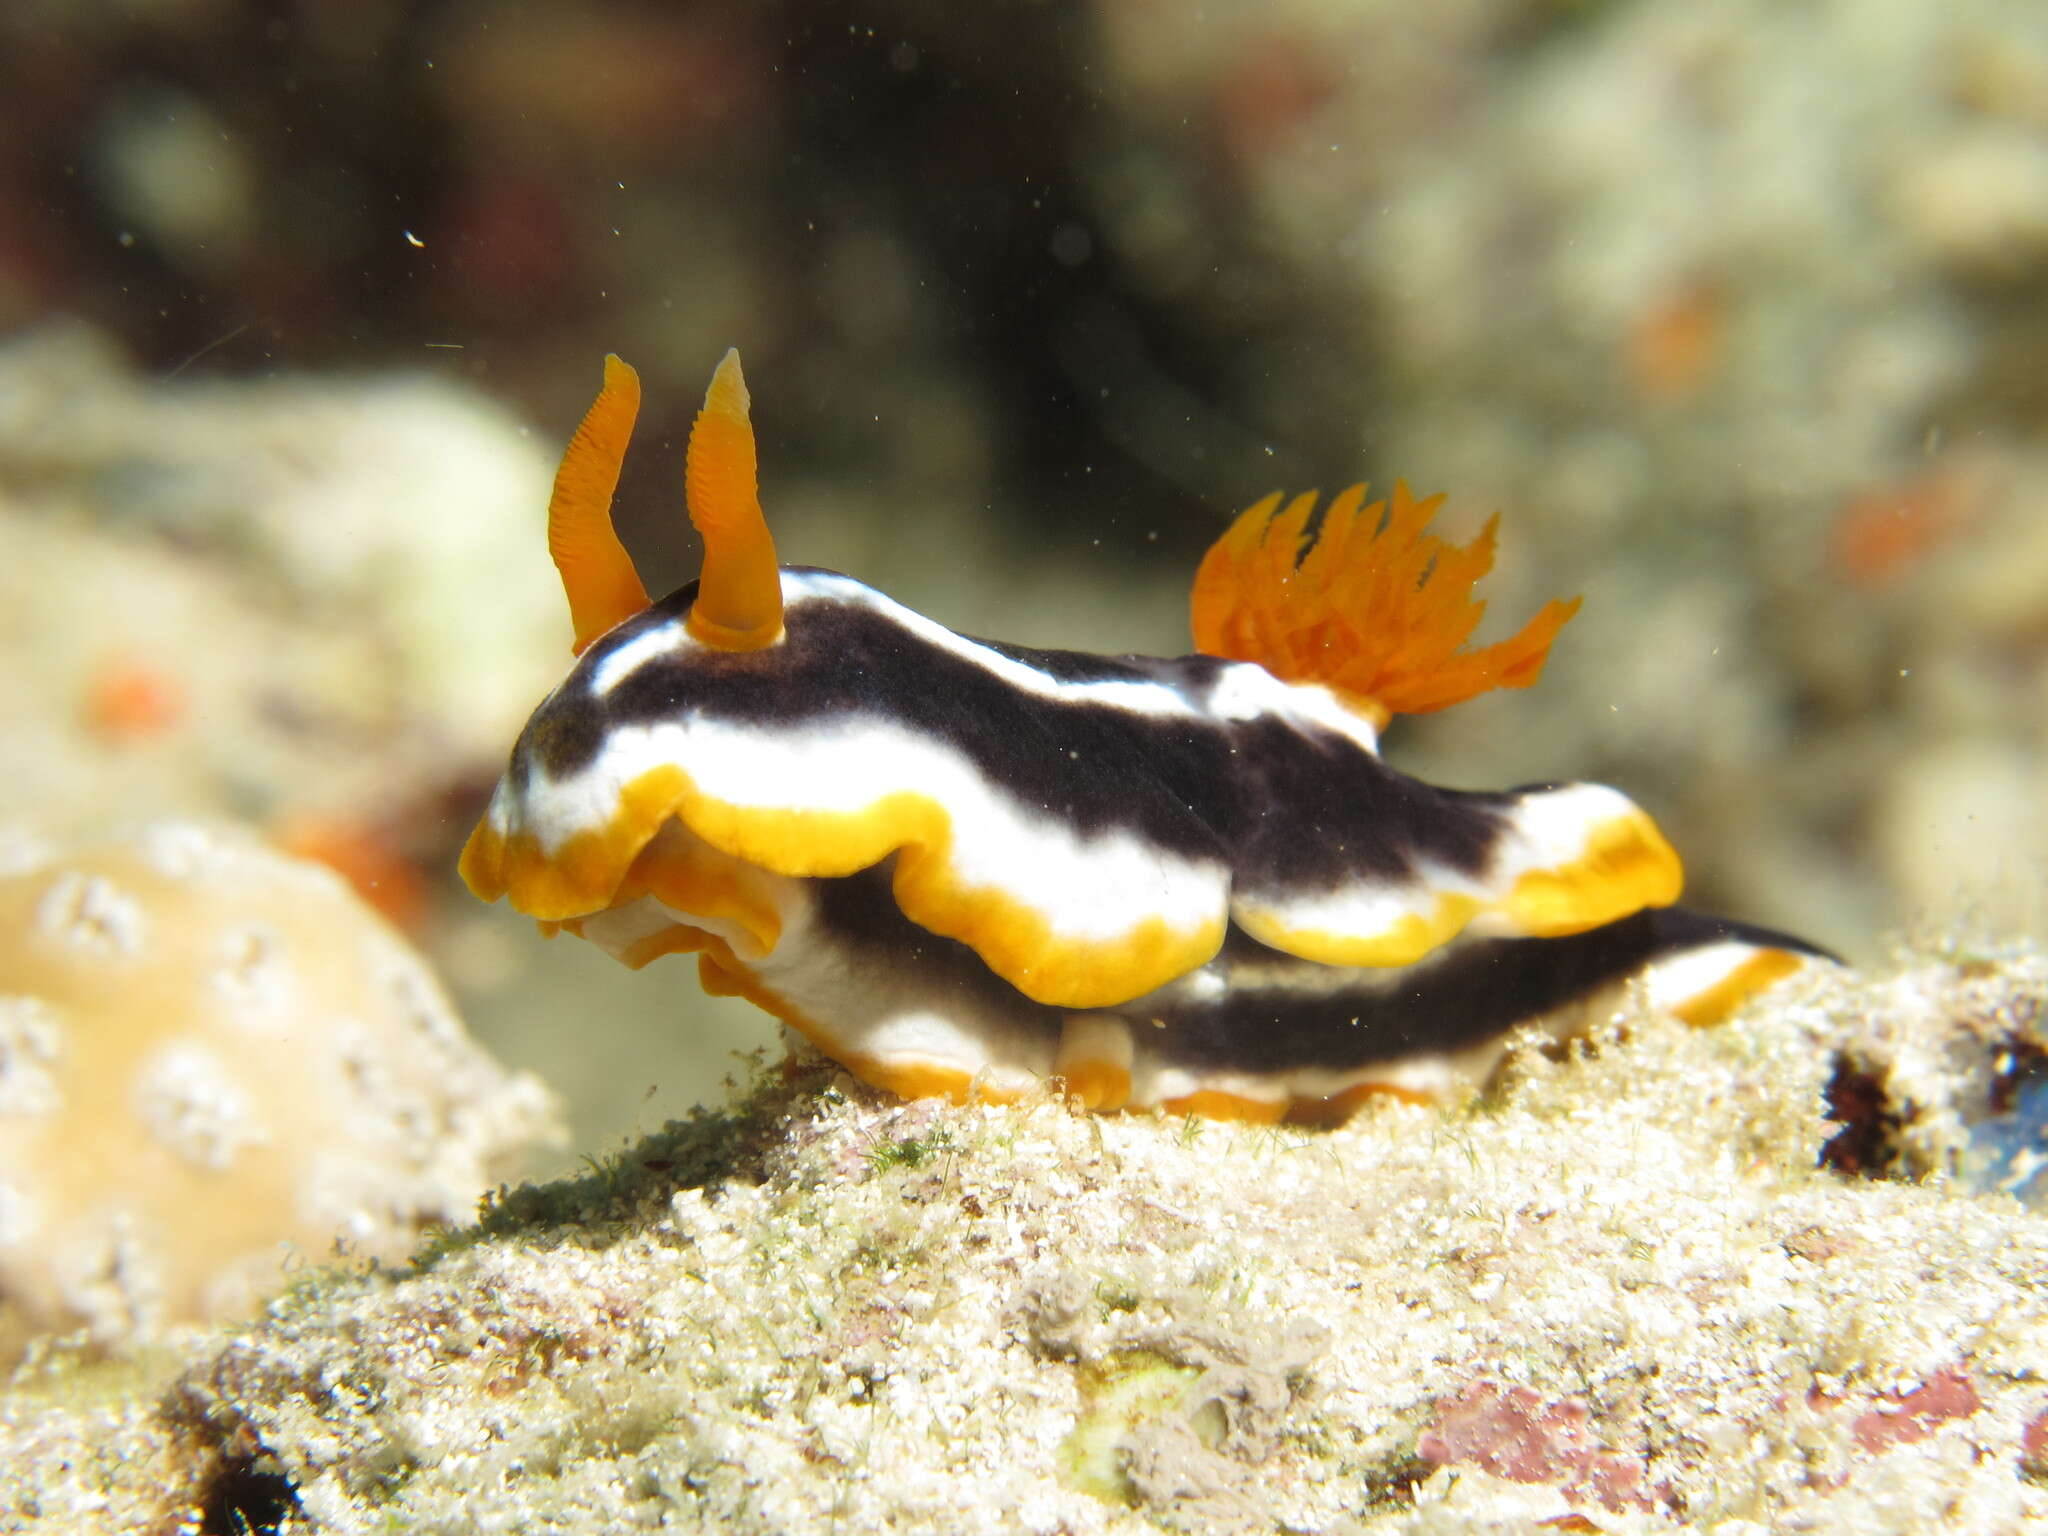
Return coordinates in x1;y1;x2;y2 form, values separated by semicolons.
544;348;783;656
683;349;782;651
1190;480;1582;727
548;354;651;655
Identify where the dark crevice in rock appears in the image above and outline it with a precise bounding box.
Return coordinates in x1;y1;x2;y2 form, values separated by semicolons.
196;1455;301;1536
1818;1056;1904;1178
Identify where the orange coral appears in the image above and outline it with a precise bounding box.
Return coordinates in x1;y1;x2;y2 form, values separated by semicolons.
1829;470;1966;589
272;813;430;934
1624;276;1726;403
1190;481;1580;725
81;649;186;743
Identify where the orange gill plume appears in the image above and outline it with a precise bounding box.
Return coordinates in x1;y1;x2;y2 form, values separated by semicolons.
683;348;784;651
548;354;652;655
1190;481;1582;726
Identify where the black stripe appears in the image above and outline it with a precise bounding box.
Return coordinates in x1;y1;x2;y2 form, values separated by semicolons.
810;861;1065;1044
512;572;1512;891
808;869;1821;1077
1145;907;1825;1075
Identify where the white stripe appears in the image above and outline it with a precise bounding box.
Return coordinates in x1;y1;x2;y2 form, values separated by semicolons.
1636;942;1785;1014
588;620;686;695
518;713;1231;947
576;569;1378;753
1234;782;1649;949
783;570;1201;718
1233;859;1486;948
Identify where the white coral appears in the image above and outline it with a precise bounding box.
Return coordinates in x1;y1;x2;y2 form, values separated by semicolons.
0;820;564;1360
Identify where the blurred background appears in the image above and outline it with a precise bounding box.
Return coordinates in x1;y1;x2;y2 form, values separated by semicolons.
3;0;2045;1162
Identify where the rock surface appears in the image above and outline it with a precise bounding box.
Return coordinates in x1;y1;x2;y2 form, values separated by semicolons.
4;947;2045;1533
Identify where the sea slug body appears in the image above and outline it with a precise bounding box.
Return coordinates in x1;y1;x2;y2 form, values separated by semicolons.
462;351;1824;1123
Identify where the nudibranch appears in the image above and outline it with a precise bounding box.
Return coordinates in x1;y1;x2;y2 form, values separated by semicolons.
462;351;1825;1122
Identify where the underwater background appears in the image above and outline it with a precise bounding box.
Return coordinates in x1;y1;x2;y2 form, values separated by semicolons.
3;0;2045;1160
